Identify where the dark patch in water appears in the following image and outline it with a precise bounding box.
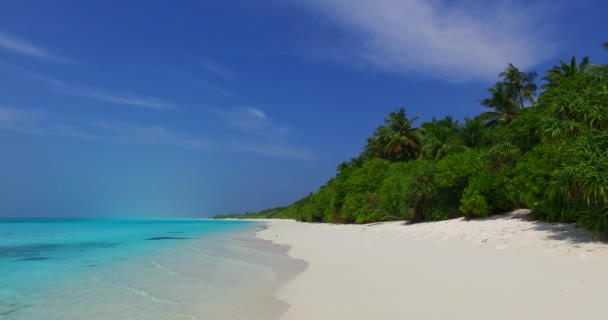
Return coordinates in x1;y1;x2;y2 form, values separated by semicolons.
167;231;185;234
0;242;119;260
0;302;30;316
146;236;192;241
19;256;50;261
0;308;18;317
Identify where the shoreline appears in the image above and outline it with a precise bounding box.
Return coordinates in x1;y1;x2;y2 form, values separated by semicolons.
0;220;305;320
256;211;608;320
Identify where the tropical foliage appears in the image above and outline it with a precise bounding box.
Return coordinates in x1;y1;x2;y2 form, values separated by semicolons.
363;108;421;161
542;56;591;90
215;43;608;239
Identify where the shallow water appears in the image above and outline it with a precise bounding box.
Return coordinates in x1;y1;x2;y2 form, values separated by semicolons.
0;219;304;320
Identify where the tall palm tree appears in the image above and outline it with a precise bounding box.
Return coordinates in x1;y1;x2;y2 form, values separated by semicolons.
364;108;421;161
460;117;488;148
384;108;421;161
500;63;537;108
542;56;591;90
479;82;520;128
420;116;463;160
363;128;389;160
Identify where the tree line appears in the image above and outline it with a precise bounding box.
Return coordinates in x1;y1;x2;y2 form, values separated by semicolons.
215;43;608;239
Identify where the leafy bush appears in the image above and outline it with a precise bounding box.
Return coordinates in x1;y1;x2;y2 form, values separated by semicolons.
374;160;442;222
487;109;541;153
537;73;608;141
436;149;490;189
548;133;608;235
340;159;390;223
508;145;560;216
459;191;490;218
378;162;416;219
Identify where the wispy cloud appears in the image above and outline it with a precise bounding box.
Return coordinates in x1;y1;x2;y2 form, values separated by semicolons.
0;61;68;86
53;124;104;141
0;31;71;62
219;107;315;160
90;121;207;148
201;59;237;80
0;107;205;149
233;143;317;160
0;105;313;159
0;107;48;135
0;63;176;110
296;0;557;81
57;87;177;110
122;63;237;97
220;107;289;142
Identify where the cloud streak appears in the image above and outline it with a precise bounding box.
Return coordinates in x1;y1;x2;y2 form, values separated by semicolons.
219;107;315;160
0;31;71;62
0;107;205;149
0;63;176;110
0;105;314;159
0;108;48;135
57;87;177;110
297;0;557;81
201;59;237;80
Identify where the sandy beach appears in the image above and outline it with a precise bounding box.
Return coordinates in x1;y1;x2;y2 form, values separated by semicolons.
256;211;608;320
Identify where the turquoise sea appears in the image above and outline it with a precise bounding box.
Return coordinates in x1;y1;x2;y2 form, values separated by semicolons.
0;219;301;320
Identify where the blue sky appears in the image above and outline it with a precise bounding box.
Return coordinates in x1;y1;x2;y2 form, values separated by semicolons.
0;0;606;218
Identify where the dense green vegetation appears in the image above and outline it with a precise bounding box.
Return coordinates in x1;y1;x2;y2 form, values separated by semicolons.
216;44;608;239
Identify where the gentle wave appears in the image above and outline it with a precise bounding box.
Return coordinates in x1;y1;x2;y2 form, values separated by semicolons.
123;286;179;306
149;259;180;276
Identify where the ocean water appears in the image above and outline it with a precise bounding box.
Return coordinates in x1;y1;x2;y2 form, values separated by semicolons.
0;219;303;320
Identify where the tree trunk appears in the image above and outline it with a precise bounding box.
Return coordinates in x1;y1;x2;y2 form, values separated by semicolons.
411;201;425;223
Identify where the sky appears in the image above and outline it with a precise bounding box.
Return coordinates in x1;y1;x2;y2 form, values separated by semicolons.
0;0;606;218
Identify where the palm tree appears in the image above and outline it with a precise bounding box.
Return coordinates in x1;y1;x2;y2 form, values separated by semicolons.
541;56;591;90
420;116;463;160
363;127;390;160
479;82;520;127
364;108;421;161
460;117;488;148
500;63;537;108
383;108;421;161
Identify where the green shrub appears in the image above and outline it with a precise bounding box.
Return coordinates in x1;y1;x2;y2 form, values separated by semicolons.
378;162;416;219
376;160;445;222
487;109;541;153
508;145;560;217
436;149;489;189
340;159;390;223
459;192;490;218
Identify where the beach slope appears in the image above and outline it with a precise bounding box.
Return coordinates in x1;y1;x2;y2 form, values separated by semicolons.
257;212;608;320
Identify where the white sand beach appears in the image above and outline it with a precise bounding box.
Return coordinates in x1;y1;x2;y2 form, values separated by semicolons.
256;211;608;320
